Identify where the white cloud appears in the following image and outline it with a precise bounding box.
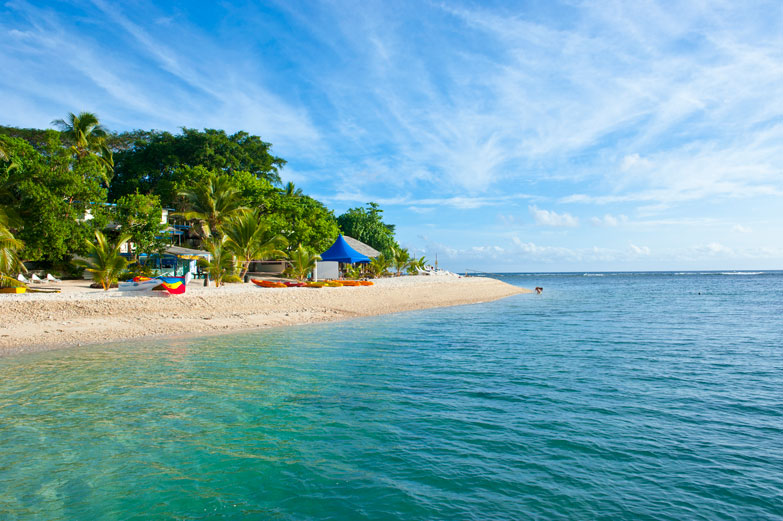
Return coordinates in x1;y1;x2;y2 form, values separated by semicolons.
590;214;628;227
629;243;651;255
732;224;752;233
529;205;579;227
695;242;734;256
621;154;652;172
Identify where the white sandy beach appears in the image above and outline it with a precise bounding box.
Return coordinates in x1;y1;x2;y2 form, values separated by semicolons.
0;276;529;356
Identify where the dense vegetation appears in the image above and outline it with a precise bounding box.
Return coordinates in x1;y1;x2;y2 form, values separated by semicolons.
0;113;417;283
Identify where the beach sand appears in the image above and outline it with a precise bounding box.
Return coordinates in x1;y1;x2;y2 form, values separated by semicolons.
0;276;529;357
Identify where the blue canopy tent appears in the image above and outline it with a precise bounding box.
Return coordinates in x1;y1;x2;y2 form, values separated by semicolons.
320;235;371;264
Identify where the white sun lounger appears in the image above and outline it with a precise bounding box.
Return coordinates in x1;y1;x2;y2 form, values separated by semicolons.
46;273;62;283
30;274;44;283
17;273;30;284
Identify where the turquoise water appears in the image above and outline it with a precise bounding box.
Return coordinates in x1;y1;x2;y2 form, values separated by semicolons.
1;272;782;520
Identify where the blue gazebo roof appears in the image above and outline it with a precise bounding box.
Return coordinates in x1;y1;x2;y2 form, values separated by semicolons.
320;234;371;264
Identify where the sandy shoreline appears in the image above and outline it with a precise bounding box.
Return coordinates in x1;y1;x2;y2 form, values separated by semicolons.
0;276;529;357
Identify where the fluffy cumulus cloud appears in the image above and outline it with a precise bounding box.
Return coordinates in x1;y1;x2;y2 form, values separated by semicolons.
529;206;579;227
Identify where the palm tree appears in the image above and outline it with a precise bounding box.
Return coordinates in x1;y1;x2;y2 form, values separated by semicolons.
51;111;113;185
391;247;411;277
74;231;131;290
223;210;288;279
197;236;236;287
407;255;428;275
368;253;391;278
178;174;247;239
282;181;303;198
0;209;25;288
286;244;321;281
51;111;108;157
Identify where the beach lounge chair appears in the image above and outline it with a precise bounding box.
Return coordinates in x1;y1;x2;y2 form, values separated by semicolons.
17;273;30;284
46;273;62;283
30;274;44;283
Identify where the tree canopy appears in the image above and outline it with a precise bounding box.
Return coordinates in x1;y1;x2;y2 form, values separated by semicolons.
0;133;108;263
109;128;286;203
0;115;399;270
337;202;398;255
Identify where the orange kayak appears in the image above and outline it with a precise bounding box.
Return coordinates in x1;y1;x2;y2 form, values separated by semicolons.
251;279;287;288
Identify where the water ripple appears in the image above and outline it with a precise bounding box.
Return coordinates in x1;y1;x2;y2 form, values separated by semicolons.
1;272;782;519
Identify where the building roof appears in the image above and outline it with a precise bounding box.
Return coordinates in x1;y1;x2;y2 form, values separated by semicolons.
342;235;381;258
165;245;210;258
320;235;371;264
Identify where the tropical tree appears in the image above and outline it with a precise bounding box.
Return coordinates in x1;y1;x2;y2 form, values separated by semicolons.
391;247;411;276
51;111;113;185
282;181;303;198
178;173;247;238
0;208;25;288
114;192;168;263
197;235;236;287
344;264;364;280
407;255;428;275
0;134;108;263
337;202;398;256
223;210;287;278
109;128;286;202
368;253;391;278
74;230;131;290
265;193;340;254
286;244;321;281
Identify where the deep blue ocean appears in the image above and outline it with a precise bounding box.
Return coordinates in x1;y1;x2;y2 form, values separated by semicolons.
1;272;782;520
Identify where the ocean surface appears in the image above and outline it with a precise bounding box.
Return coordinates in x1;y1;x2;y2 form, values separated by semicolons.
1;272;782;520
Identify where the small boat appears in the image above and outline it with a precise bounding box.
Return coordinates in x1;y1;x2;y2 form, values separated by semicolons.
339;280;362;287
119;275;188;295
283;281;307;287
251;279;287;288
0;287;26;294
359;280;374;286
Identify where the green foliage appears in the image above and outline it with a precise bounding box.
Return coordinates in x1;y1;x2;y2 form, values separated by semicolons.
0;134;108;263
114;192;168;262
337;202;398;256
197;235;236;287
1;119;403;273
51;111;114;186
73;230;131;290
286;244;321;281
223;210;288;278
0;208;25;287
178;172;248;238
110;128;286;203
368;253;391;278
265;193;340;254
222;274;243;284
407;255;428;275
391;247;411;276
125;262;155;279
0;125;54;152
343;264;365;280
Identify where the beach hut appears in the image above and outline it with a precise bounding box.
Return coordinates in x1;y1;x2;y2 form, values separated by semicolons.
316;234;374;280
138;245;211;278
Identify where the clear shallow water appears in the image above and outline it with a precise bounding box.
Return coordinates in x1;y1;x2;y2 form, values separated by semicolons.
1;272;782;520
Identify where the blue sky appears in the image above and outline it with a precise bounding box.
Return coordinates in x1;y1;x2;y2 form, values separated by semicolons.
2;0;781;272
